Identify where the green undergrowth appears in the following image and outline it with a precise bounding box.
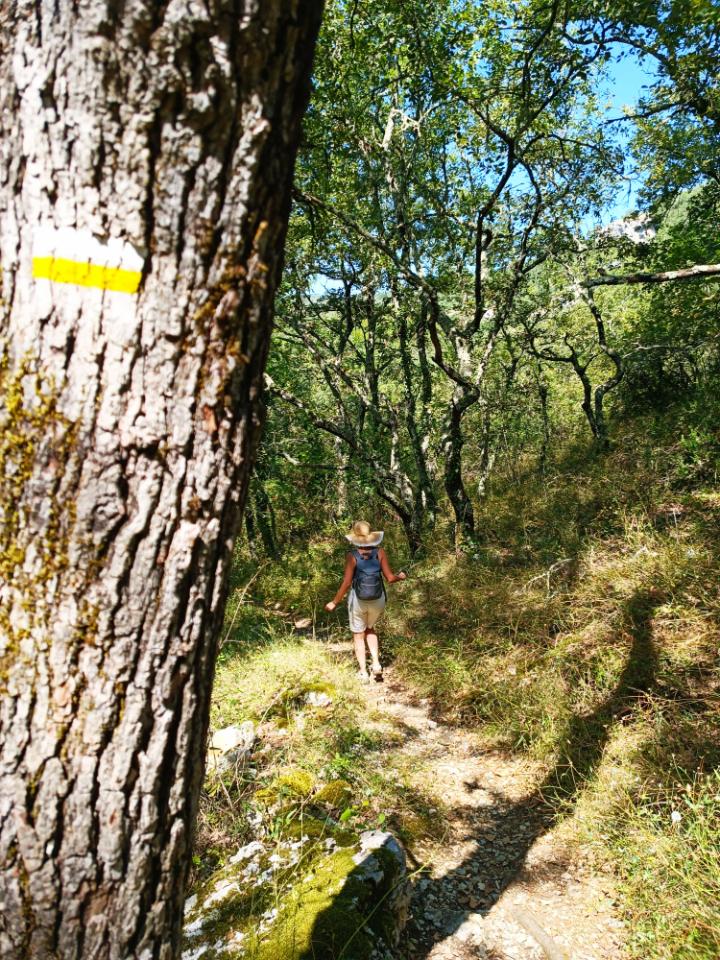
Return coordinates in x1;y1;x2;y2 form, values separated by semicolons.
191;630;439;955
206;404;720;959
383;410;720;957
194;633;442;887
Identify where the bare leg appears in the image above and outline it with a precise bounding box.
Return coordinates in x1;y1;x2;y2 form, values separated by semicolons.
353;632;368;674
365;629;381;672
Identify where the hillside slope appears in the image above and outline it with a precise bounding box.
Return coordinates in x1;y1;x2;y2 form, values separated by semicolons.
197;408;720;959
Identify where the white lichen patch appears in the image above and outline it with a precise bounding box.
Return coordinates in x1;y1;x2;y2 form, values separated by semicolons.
182;944;211;960
204;879;241;909
229;840;265;864
182;827;409;960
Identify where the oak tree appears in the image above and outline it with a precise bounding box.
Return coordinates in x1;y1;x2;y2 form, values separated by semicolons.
0;1;323;957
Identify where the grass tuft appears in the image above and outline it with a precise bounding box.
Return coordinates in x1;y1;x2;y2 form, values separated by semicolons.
198;405;720;957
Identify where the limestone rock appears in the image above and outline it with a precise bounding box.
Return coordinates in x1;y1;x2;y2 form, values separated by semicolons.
207;722;257;774
354;831;410;945
182;829;409;959
210;722;256;755
305;690;333;708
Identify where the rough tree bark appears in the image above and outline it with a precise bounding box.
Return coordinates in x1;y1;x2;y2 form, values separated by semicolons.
0;1;323;958
396;296;438;534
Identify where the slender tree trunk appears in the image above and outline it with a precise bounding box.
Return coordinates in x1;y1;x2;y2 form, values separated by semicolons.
0;2;323;958
580;384;602;444
245;507;260;560
397;300;437;533
395;505;423;556
591;390;611;449
443;389;477;542
568;356;607;449
250;459;279;559
591;363;624;453
333;436;349;518
582;286;623;451
253;483;279;559
363;285;381;436
476;404;497;502
537;378;550;474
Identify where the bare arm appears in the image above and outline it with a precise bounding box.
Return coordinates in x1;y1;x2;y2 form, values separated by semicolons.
379;548;406;584
326;553;356;609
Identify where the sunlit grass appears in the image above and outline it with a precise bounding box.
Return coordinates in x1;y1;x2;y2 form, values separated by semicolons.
194;625;446;885
201;407;720;957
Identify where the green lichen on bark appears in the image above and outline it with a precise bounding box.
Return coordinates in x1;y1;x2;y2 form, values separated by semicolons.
0;347;79;682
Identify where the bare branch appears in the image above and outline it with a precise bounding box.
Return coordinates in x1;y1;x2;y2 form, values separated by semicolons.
293;188;437;299
585;263;720;288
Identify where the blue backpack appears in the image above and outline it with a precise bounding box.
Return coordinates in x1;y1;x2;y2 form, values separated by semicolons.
352;547;385;601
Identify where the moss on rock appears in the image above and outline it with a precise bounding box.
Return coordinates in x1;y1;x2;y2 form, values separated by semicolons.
264;679;337;722
282;814;355;846
182;830;408;960
251;847;375;960
255;768;316;807
312;779;353;810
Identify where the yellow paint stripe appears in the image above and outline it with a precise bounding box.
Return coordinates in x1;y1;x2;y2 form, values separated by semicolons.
32;256;142;294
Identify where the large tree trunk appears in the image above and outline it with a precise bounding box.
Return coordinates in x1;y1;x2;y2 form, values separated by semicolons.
0;2;323;958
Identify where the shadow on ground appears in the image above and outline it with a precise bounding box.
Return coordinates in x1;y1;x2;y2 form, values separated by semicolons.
395;587;661;958
286;589;665;959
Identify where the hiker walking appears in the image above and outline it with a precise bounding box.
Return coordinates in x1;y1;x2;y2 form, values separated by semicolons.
325;521;406;681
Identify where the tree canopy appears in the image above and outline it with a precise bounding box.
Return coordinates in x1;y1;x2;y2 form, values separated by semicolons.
258;0;719;552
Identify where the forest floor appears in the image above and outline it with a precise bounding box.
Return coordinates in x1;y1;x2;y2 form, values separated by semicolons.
325;639;624;960
200;412;720;959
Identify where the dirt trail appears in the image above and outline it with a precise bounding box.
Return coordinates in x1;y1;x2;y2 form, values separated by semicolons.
324;640;625;960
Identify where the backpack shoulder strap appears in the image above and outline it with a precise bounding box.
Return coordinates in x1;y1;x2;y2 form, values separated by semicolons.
356;546;379;561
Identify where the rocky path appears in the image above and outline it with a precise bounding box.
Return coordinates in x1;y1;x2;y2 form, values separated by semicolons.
325;642;625;960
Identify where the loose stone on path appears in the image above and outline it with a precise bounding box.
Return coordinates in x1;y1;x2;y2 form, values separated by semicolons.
352;663;625;960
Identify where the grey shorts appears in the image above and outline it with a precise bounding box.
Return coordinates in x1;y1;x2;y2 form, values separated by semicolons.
347;589;386;634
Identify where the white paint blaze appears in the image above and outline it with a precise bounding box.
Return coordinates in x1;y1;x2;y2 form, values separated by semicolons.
32;225;144;289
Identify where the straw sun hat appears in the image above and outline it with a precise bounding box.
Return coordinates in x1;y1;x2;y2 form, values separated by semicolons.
345;520;384;547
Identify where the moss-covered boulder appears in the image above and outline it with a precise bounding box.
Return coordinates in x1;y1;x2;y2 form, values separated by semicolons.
254;768;316;807
312;779;353;810
264;680;337;723
182;830;409;960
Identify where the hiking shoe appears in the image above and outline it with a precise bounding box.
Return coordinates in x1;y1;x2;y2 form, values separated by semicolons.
371;664;384;682
358;669;370;683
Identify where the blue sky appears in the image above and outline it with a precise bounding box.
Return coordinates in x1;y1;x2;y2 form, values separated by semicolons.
590;45;660;226
607;47;656;114
307;43;662;294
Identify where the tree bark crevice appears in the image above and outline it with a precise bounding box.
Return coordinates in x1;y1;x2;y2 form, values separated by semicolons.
0;2;324;957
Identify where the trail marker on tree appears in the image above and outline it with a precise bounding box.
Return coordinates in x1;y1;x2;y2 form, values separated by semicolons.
0;1;324;957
